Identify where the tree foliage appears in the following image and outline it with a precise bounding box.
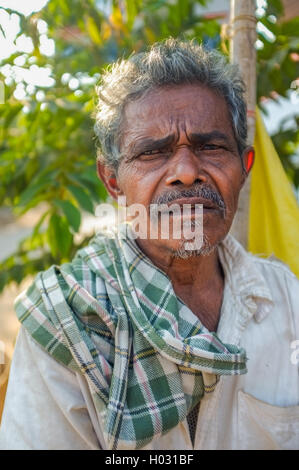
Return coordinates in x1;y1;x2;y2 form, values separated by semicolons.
0;0;298;292
257;1;299;182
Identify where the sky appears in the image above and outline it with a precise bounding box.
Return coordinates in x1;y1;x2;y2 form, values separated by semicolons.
0;0;52;61
0;0;48;16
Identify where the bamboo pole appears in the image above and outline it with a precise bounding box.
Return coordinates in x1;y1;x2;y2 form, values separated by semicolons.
229;0;257;248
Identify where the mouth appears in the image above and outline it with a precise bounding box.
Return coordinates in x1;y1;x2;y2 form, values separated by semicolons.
166;197;220;212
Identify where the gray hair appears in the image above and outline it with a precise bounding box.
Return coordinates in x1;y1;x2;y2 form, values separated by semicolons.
94;38;247;170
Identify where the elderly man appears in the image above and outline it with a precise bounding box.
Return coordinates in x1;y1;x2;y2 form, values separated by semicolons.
0;39;299;450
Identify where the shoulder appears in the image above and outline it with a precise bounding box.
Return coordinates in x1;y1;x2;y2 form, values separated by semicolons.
15;237;107;313
244;252;299;322
248;252;299;289
13;242;108;370
224;233;298;284
221;235;299;310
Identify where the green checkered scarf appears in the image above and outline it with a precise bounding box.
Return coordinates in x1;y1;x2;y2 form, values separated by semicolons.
15;224;247;449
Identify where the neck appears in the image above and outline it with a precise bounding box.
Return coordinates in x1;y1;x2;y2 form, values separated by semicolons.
136;238;223;282
135;238;225;331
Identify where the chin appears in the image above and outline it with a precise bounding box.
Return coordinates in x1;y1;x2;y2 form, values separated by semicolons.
172;234;217;259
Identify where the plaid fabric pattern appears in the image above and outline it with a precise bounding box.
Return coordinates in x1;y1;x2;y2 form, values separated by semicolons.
15;224;247;449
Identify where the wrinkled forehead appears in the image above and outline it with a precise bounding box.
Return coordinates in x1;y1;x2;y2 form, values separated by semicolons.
120;84;234;144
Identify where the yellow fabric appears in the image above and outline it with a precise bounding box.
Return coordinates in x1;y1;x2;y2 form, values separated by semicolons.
0;363;10;425
249;108;299;278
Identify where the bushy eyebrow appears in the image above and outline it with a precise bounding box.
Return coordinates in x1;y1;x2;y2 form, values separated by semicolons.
125;130;233;160
188;131;232;146
128;134;176;158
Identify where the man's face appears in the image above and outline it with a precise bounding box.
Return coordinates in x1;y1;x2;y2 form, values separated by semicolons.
112;84;248;256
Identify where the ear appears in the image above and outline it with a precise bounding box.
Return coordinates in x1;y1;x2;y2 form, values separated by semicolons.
241;146;255;179
97;159;123;201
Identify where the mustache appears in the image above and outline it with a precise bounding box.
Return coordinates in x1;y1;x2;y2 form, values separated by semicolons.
150;184;226;211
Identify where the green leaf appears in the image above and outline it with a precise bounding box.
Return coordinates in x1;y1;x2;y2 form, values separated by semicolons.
10;264;24;284
32;210;51;239
86;16;102;45
47;213;73;258
18;179;49;207
67;184;94;214
17;169;59;207
0;23;6;38
3;104;23;128
281;18;299;37
54;199;81;232
0;270;8;292
69;172;107;201
125;0;138;29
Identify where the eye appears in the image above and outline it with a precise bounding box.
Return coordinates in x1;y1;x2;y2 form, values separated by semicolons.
139;148;171;161
195;143;229;154
143;149;160;155
202;144;221;150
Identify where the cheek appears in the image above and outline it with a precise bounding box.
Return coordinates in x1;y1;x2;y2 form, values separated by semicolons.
209;163;243;214
225;178;243;215
117;166;153;206
118;162;165;205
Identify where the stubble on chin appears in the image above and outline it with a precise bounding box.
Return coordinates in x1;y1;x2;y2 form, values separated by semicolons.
172;233;217;260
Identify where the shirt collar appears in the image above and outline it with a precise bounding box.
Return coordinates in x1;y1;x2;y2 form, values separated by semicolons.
218;234;273;323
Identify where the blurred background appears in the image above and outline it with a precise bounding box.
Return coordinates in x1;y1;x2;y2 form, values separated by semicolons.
0;0;298;375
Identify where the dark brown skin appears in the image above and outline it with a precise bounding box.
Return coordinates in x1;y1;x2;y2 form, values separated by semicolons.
98;84;253;332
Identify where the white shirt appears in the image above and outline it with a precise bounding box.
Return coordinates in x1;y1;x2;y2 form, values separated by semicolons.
1;235;299;450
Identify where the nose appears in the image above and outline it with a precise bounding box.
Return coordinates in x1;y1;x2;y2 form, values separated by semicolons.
165;146;207;186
